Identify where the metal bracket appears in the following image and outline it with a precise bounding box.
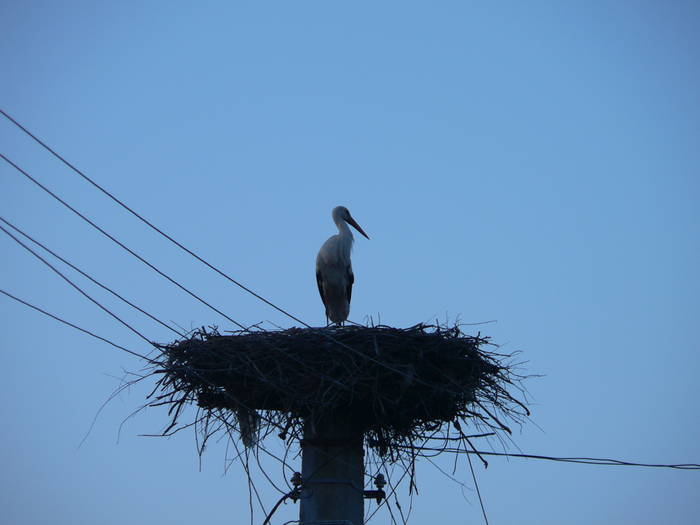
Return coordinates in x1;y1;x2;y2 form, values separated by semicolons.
362;489;386;503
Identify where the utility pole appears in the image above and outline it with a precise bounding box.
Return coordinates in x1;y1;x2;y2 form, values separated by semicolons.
300;415;364;524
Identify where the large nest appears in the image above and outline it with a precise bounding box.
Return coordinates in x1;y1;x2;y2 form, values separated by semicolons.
147;323;528;461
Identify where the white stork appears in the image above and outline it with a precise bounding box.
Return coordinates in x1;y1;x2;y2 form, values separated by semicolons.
316;206;369;325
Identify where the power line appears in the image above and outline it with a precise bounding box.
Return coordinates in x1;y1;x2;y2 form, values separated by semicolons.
0;108;309;327
0;221;157;346
0;288;154;362
400;446;700;470
0;215;185;338
0;152;248;331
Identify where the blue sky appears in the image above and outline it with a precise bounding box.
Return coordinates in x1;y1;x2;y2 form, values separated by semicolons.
1;2;698;524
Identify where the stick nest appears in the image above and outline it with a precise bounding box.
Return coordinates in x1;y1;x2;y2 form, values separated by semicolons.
147;323;529;460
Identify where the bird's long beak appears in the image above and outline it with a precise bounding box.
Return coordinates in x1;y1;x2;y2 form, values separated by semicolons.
346;215;370;239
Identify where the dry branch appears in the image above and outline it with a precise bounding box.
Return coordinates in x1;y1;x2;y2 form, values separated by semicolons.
146;323;528;462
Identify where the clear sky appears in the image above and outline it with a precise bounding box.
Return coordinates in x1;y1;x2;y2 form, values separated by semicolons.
1;1;699;524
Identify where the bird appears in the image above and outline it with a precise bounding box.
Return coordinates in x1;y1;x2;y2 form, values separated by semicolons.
316;206;370;325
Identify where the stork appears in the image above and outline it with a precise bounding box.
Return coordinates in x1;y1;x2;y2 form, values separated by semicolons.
316;206;369;325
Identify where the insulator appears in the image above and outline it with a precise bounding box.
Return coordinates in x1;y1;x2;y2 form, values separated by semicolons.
374;473;386;490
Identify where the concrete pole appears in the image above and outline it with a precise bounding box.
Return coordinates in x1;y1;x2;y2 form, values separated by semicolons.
300;415;364;524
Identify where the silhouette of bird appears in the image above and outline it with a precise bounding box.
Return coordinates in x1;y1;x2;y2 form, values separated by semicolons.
315;206;369;325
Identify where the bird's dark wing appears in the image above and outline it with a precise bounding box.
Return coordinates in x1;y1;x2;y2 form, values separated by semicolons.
346;265;354;304
316;269;327;307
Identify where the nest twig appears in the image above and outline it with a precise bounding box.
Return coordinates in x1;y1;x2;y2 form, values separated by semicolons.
145;322;529;461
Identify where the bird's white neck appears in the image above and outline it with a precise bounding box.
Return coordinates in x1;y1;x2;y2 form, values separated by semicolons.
335;216;353;239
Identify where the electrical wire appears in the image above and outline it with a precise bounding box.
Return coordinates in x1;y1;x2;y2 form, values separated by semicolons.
0;288;153;362
261;490;299;525
397;446;700;470
1;108;309;327
0;215;185;338
0;222;157;346
0;152;248;331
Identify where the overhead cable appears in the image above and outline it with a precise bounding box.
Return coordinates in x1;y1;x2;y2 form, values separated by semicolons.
0;222;157;346
0;288;154;362
398;446;700;470
0;216;185;338
1;108;309;327
0;152;247;331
